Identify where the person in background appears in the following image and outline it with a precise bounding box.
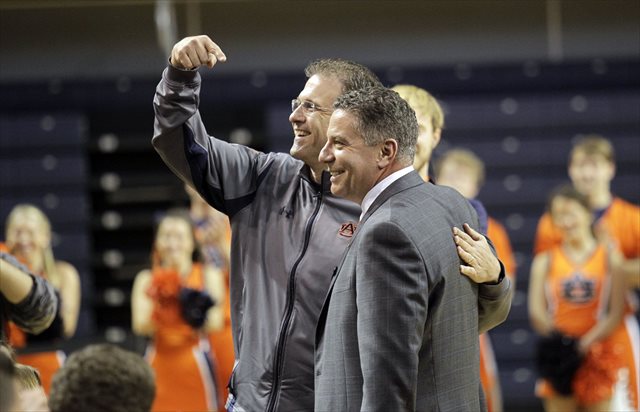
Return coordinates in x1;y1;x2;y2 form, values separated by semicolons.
153;34;511;411
0;342;49;412
48;343;156;412
185;183;235;408
529;185;626;411
393;84;514;412
4;204;80;394
435;149;516;278
0;344;16;411
131;209;225;411
435;148;517;412
534;136;639;410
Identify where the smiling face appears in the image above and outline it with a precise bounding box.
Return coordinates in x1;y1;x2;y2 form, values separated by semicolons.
550;195;593;241
318;109;384;204
154;216;195;269
568;151;614;199
5;206;50;267
289;74;343;174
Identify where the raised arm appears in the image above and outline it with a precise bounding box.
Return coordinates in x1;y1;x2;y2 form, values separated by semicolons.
152;35;275;216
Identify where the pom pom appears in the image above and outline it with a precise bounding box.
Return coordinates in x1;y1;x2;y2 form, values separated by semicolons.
147;269;182;325
179;287;215;329
572;340;625;405
535;332;583;395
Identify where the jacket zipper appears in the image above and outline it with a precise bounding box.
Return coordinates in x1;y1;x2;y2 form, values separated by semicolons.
265;189;323;412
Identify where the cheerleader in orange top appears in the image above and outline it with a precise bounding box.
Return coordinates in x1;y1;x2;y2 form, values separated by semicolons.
186;184;235;408
131;209;225;412
533;136;639;410
529;185;627;412
4;204;81;394
435;148;516;412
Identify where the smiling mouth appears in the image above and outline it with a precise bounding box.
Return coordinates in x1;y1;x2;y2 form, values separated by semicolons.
329;170;344;180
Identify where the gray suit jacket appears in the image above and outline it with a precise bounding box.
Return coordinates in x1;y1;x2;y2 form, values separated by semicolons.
315;171;487;412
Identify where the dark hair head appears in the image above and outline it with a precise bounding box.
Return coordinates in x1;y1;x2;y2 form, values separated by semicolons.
304;58;382;94
546;184;591;213
48;344;155;412
151;207;200;265
334;86;418;163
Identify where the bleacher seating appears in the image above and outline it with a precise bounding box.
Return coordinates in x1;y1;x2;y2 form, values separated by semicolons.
0;113;94;337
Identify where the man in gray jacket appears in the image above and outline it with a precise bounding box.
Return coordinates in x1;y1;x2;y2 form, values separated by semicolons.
153;35;512;411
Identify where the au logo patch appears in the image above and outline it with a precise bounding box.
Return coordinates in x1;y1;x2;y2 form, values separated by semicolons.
561;273;595;304
339;222;357;238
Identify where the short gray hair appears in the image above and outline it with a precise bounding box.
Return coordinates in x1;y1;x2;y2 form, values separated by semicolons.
304;58;382;94
334;86;418;163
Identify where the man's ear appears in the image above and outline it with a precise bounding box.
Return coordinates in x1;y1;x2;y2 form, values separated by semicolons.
378;139;398;168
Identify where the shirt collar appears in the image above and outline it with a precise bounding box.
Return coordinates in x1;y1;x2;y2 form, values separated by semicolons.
360;166;414;221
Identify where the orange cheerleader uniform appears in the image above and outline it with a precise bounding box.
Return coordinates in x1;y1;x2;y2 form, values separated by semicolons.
480;217;516;411
534;197;640;409
146;264;218;412
535;245;624;405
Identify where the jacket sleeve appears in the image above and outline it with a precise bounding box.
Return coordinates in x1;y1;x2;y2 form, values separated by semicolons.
355;221;428;411
152;64;274;216
477;267;513;334
2;251;58;335
464;197;513;333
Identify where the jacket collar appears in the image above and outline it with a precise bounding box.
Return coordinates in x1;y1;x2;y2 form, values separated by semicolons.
298;163;333;194
358;171;425;227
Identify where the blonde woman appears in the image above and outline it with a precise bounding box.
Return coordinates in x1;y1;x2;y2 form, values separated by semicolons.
132;209;225;411
5;204;81;394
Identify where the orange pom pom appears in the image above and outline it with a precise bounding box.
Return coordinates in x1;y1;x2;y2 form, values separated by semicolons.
147;268;182;326
572;340;625;406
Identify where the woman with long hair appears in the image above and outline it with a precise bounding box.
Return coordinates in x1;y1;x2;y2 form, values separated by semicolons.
5;204;81;394
131;209;225;411
529;185;626;411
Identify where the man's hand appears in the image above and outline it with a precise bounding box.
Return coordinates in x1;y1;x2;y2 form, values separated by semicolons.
453;223;501;283
170;35;227;70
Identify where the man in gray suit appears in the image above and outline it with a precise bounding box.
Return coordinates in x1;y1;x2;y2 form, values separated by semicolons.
315;86;489;411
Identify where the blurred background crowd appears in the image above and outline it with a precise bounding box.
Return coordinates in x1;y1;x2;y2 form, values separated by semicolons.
0;1;638;411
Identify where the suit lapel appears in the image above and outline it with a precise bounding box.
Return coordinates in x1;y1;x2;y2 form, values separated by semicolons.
315;237;357;345
315;172;425;347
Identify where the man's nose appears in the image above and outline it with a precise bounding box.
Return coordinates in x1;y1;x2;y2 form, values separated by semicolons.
318;144;333;164
289;105;305;124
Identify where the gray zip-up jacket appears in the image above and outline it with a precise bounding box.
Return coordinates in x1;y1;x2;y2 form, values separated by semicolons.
152;65;512;412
